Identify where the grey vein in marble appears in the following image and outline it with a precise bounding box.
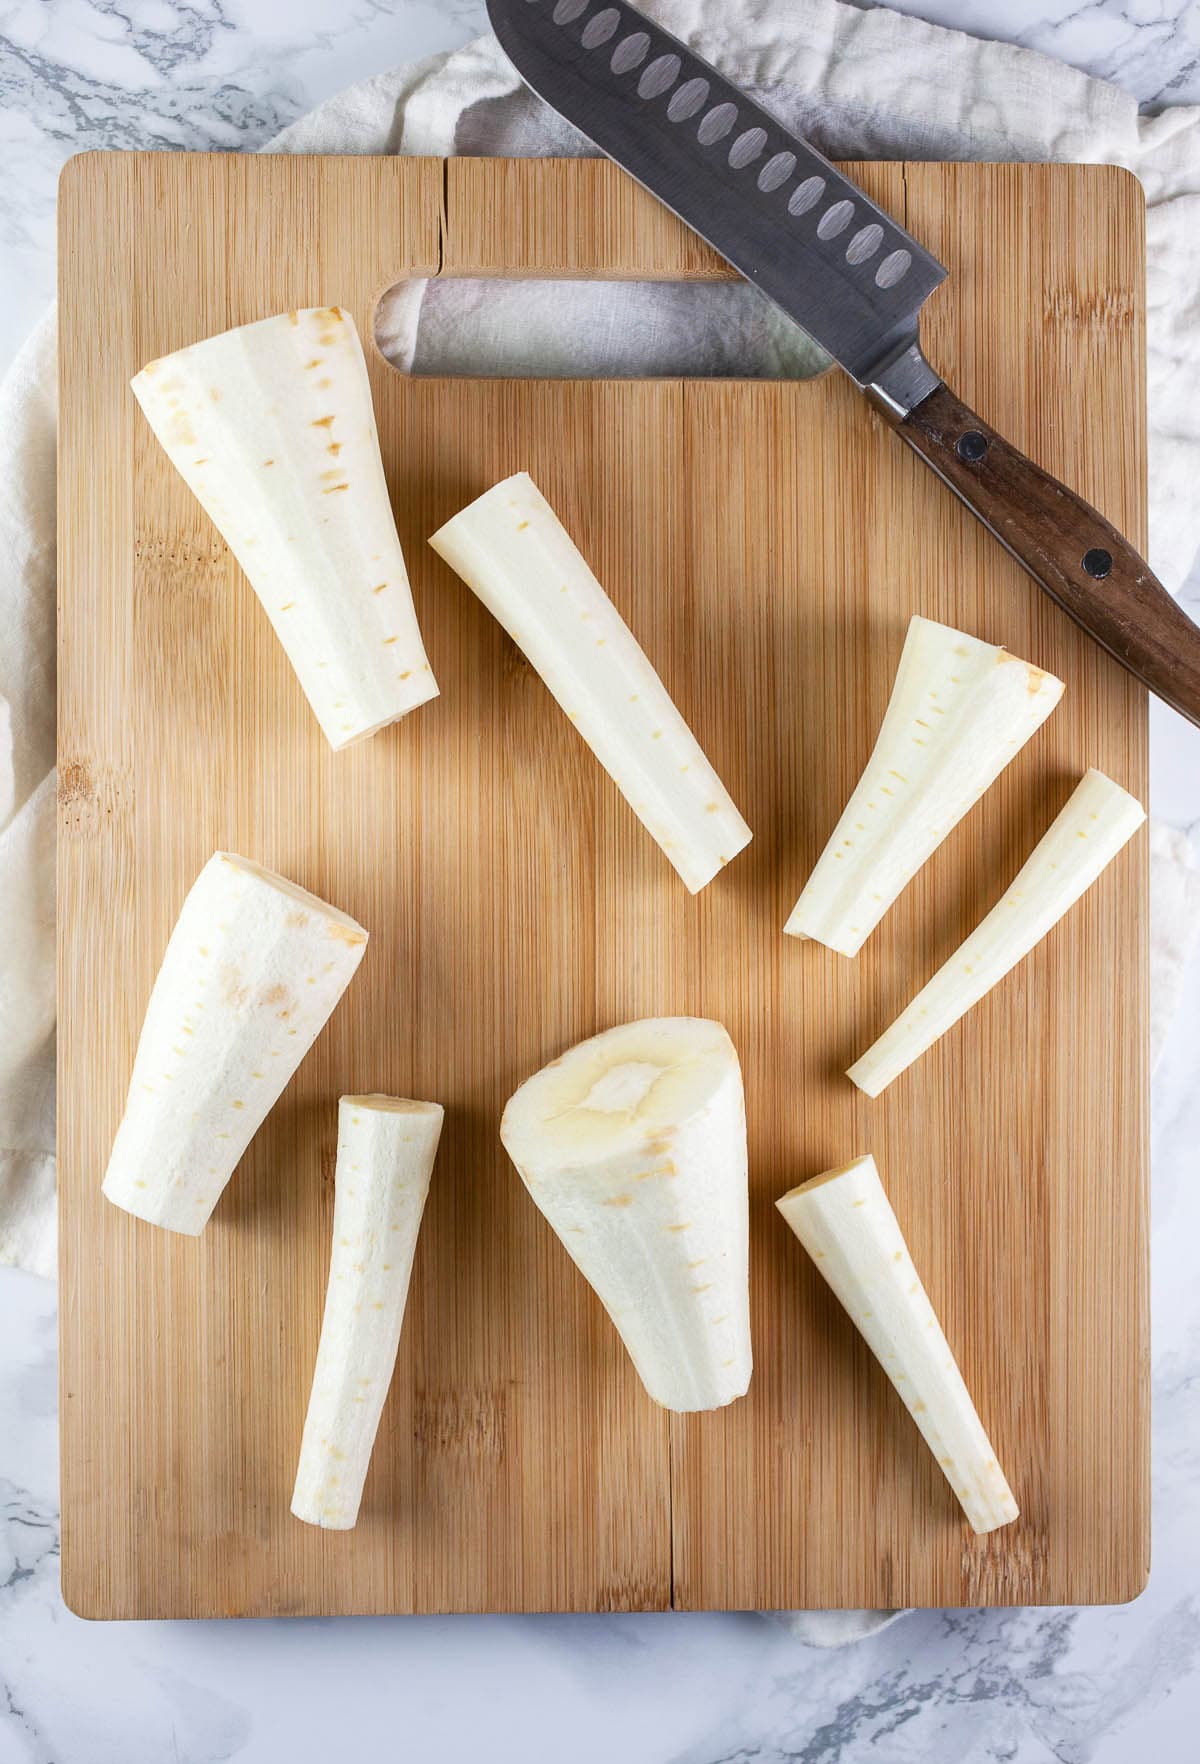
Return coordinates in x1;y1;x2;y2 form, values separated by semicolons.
0;0;489;364
856;0;1200;105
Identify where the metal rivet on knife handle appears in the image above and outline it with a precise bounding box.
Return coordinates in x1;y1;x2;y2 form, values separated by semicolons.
898;381;1200;727
956;430;989;463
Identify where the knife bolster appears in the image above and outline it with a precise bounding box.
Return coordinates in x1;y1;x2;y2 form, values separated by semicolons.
864;337;943;420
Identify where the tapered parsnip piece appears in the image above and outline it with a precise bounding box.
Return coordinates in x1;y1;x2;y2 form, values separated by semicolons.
102;853;368;1234
429;473;751;893
777;1155;1018;1534
501;1017;751;1411
786;616;1063;955
849;768;1146;1096
292;1095;443;1530
131;307;438;750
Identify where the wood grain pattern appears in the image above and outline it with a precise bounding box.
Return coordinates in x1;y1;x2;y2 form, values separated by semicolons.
58;154;1148;1617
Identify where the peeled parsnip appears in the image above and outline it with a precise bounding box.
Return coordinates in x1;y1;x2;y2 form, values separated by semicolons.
292;1095;443;1530
132;307;438;750
849;768;1146;1097
102;853;368;1234
501;1017;751;1411
777;1155;1018;1535
429;473;751;893
786;616;1063;955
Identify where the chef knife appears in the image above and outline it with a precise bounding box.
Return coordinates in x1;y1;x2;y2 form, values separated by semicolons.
486;0;1200;728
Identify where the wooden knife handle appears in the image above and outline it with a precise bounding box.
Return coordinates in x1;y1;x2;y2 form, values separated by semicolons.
896;381;1200;728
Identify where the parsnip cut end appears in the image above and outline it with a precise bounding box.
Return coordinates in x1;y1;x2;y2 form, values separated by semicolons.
429;472;750;892
501;1017;751;1412
848;768;1146;1096
292;1094;443;1530
786;616;1063;956
777;1155;1018;1535
101;852;368;1233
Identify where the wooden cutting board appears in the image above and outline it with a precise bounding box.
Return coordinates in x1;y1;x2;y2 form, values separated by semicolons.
57;153;1149;1618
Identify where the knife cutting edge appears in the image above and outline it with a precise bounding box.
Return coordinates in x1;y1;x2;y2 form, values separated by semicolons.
486;0;1200;728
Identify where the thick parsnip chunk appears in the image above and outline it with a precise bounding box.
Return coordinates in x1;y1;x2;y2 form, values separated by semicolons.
132;307;438;750
502;1017;751;1412
102;853;368;1233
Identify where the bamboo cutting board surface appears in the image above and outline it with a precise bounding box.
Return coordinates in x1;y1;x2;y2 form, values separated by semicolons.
58;153;1149;1617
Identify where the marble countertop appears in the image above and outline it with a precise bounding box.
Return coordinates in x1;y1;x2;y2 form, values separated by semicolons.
2;1;1199;1759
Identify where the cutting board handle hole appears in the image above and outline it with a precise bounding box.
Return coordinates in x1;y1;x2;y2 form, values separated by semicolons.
372;277;831;381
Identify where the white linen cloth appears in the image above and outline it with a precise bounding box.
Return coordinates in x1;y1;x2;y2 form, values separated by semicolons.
0;0;1197;1641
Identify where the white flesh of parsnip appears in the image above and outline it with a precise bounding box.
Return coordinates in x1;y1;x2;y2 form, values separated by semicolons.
849;768;1146;1097
292;1095;443;1530
102;852;368;1234
501;1018;751;1411
428;473;751;893
777;1154;1018;1535
131;307;438;750
785;616;1063;955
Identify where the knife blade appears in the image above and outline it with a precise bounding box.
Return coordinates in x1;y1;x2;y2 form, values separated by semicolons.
487;0;1200;729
